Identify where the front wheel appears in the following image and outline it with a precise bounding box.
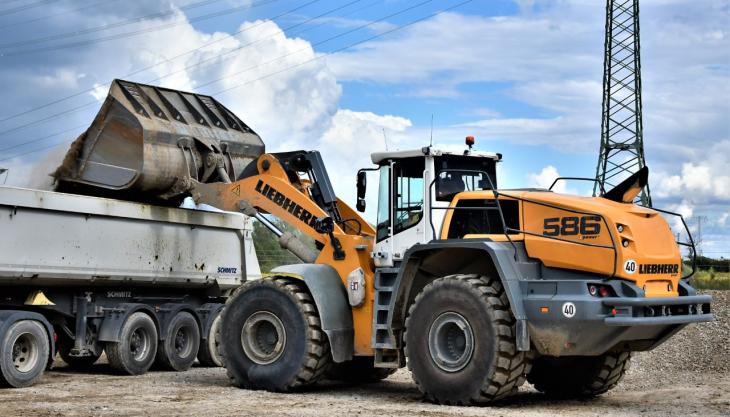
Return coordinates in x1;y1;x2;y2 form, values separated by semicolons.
218;277;332;391
404;274;531;405
527;350;631;398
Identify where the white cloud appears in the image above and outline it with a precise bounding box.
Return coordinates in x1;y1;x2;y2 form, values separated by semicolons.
527;165;562;191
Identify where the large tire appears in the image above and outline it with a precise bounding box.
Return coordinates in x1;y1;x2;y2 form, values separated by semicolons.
58;342;101;370
218;277;332;391
106;312;158;375
197;312;223;367
404;274;531;405
156;311;200;372
528;350;631;398
0;320;50;388
326;356;396;383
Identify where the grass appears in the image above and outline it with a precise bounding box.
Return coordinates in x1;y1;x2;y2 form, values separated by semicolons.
689;269;730;290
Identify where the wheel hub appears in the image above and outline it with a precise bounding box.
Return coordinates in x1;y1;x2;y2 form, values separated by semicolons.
174;327;192;357
241;311;286;365
129;328;150;361
12;333;39;373
427;312;475;372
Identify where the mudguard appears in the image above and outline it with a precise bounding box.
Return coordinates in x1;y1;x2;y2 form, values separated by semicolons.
271;264;354;363
394;240;531;351
98;303;160;342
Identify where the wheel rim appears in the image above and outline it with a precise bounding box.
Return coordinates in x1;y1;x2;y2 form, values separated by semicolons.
129;327;151;362
174;325;194;358
12;332;40;373
240;311;286;365
427;311;475;372
208;314;223;365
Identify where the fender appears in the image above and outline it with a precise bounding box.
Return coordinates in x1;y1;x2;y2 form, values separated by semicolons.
155;303;201;341
0;310;56;369
98;303;160;343
392;240;531;351
271;263;354;363
197;303;224;341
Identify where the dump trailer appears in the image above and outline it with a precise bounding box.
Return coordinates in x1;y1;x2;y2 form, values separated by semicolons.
0;80;265;388
188;138;713;405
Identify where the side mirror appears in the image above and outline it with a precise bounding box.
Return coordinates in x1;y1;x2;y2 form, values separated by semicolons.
356;170;367;212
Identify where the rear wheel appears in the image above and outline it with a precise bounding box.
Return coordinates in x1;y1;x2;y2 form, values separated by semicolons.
0;320;50;388
197;312;223;367
404;274;531;405
218;277;332;391
326;356;396;383
528;350;631;398
156;311;200;371
106;312;158;375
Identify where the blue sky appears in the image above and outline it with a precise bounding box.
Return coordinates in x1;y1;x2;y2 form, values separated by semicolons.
0;0;728;256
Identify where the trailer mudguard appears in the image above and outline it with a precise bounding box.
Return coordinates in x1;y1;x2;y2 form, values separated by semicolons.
98;303;160;342
155;303;201;341
197;303;224;341
393;240;531;351
271;264;354;363
0;310;56;369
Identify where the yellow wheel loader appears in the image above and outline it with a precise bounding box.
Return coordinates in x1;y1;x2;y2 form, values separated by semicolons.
55;80;713;404
193;141;712;404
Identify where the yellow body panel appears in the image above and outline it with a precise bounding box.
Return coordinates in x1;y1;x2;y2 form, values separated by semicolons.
444;190;682;297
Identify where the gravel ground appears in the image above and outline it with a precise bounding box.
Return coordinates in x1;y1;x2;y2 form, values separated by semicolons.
1;291;727;417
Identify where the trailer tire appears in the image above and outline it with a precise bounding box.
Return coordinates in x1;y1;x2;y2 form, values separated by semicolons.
197;312;223;367
325;356;396;383
527;350;631;398
219;277;332;391
106;312;158;375
156;311;200;372
0;320;50;388
404;274;531;405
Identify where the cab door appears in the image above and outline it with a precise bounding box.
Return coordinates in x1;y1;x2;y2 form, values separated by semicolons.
373;158;427;266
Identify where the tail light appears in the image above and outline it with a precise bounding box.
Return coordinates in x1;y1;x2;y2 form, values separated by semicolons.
588;284;614;298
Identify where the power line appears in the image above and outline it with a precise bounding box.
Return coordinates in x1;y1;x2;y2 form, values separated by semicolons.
200;0;436;90
0;0;376;155
1;0;473;161
0;0;226;49
0;0;282;56
0;0;119;31
0;0;58;18
0;0;320;125
3;0;396;139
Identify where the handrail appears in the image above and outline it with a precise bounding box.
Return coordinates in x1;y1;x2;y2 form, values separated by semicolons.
549;177;606;194
639;205;697;280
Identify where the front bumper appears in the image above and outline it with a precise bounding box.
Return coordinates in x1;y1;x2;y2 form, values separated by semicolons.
522;279;713;356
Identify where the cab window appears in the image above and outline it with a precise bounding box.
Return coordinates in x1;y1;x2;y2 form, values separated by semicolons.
394;158;424;235
446;199;520;239
435;155;497;202
376;166;390;242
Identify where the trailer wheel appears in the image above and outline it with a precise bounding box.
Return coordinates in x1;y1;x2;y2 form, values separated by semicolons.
157;311;200;371
106;312;158;375
0;320;50;388
404;274;531;405
325;356;396;383
527;350;631;398
197;312;223;367
219;277;332;391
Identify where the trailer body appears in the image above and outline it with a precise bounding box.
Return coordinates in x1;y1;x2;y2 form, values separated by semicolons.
0;186;259;387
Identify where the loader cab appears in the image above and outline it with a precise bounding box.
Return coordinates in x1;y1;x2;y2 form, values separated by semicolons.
358;141;501;267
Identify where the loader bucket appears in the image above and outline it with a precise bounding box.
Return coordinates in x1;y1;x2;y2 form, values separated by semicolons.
54;79;264;200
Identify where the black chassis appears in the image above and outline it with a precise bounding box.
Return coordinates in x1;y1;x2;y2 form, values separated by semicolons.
0;285;226;361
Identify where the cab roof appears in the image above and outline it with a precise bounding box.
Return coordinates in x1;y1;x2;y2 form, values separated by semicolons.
370;146;501;165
